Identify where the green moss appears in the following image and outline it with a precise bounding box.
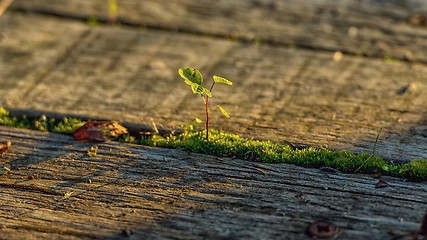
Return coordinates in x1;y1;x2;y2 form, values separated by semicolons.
50;117;86;134
0;107;85;134
1;106;426;181
392;160;427;181
0;107;31;129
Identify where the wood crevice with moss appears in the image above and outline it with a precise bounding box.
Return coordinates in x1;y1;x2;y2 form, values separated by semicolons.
1;107;426;181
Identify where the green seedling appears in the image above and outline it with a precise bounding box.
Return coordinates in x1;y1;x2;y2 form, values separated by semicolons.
178;67;233;140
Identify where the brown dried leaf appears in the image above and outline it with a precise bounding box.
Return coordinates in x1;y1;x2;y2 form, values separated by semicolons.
73;121;128;142
105;121;128;137
0;141;12;155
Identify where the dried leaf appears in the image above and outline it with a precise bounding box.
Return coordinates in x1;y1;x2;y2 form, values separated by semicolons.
73;121;128;142
0;141;11;155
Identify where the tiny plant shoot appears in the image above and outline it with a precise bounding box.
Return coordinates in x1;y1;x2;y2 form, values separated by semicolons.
178;67;233;140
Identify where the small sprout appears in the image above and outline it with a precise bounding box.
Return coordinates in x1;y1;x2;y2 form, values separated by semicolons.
179;118;204;138
179;67;233;140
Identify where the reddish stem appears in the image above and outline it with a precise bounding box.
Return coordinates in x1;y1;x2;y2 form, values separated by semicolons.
204;82;215;140
205;96;209;140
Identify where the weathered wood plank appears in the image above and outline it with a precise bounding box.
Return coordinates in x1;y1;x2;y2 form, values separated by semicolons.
1;126;426;239
10;0;427;62
1;13;426;162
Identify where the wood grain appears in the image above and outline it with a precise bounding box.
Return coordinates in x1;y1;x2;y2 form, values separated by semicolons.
11;0;427;62
1;126;426;239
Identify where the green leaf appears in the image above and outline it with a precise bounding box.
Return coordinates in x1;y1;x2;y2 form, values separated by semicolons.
194;118;203;124
213;75;233;85
179;68;203;85
215;105;231;118
203;87;212;98
190;83;205;95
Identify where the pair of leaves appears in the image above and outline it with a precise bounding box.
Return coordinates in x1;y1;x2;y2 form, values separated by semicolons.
178;67;233;97
73;121;128;142
178;68;211;96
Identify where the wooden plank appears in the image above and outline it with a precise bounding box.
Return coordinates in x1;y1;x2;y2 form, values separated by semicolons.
1;13;426;162
0;126;426;239
10;0;427;63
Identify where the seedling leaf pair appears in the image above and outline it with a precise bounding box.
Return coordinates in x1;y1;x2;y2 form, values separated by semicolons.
179;68;213;97
179;67;203;86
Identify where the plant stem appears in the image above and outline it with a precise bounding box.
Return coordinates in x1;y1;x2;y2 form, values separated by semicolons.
205;96;209;140
209;82;215;92
205;82;216;140
202;82;216;140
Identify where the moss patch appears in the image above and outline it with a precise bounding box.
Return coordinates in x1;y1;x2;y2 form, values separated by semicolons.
1;107;426;181
0;107;85;133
